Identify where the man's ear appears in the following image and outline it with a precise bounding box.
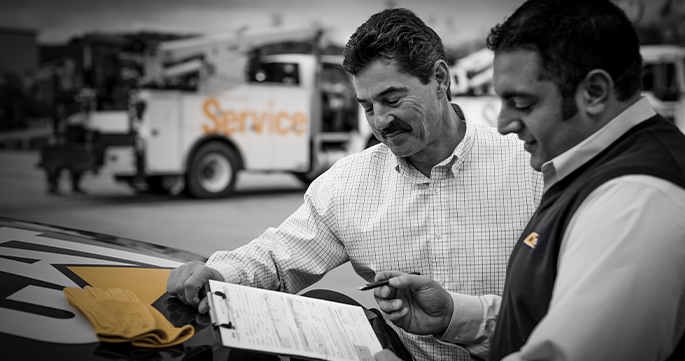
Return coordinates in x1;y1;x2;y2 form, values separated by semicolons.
580;69;613;116
433;60;450;98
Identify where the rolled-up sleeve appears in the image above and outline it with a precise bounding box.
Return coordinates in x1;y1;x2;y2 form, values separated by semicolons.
205;167;347;293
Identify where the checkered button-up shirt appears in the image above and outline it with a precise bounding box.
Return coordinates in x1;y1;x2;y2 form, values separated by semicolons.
207;117;543;361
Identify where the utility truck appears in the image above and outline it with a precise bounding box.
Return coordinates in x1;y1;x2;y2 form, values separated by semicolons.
63;25;376;198
449;45;685;133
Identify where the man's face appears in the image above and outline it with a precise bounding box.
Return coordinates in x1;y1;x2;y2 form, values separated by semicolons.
494;50;581;171
352;58;442;158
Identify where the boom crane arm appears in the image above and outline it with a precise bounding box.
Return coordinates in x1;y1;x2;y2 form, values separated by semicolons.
140;24;325;89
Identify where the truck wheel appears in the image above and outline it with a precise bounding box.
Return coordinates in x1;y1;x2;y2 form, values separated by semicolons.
293;171;321;185
186;142;239;198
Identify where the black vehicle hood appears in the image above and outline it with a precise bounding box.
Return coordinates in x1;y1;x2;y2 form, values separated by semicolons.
0;217;226;361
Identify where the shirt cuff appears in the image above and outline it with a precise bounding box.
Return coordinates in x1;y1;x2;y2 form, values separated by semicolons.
205;256;241;284
438;292;484;344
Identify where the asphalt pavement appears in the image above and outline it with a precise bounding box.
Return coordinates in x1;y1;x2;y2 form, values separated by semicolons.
0;150;377;308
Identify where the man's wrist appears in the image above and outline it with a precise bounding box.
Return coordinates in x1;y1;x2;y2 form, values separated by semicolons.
436;293;484;344
438;296;455;336
209;266;225;282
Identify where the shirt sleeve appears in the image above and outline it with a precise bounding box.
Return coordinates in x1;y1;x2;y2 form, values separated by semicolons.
503;175;685;361
204;165;348;293
437;293;501;359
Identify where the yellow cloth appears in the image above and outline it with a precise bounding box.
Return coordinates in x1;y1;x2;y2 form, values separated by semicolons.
64;286;194;348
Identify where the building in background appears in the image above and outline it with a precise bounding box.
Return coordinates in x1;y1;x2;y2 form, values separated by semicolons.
0;26;39;130
0;26;38;76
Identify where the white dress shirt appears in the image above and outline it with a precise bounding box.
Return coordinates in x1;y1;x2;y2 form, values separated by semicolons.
443;97;685;361
205;114;542;361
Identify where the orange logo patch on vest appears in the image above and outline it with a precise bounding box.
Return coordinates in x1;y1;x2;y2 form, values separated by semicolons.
523;232;539;249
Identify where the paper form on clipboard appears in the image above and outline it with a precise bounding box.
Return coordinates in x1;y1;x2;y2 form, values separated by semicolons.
207;279;383;361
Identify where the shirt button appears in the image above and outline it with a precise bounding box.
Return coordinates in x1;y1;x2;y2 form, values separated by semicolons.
436;233;442;239
434;188;440;193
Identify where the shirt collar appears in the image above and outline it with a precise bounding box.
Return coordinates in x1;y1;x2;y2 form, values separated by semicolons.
541;97;656;192
393;104;476;182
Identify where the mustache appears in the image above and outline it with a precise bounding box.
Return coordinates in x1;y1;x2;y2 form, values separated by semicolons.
381;121;411;137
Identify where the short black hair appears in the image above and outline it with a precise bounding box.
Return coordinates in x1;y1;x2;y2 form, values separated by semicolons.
343;8;451;100
487;0;642;117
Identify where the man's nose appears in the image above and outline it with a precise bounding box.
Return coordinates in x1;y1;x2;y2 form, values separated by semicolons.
497;106;522;135
372;104;394;129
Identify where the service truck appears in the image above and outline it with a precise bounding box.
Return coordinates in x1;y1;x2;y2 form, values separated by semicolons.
74;25;376;198
449;45;685;133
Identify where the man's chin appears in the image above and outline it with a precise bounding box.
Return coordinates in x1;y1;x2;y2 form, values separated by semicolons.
386;144;418;158
529;156;545;172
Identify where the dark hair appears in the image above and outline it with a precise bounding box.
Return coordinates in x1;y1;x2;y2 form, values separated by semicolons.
343;8;451;100
487;0;642;117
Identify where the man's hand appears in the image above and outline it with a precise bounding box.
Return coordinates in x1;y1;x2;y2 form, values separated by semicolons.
373;271;454;336
166;262;224;314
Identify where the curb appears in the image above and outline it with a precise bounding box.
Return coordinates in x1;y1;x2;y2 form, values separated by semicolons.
0;126;51;151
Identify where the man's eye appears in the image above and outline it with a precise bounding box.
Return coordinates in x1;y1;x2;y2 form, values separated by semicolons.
386;98;400;105
364;107;374;115
514;102;532;111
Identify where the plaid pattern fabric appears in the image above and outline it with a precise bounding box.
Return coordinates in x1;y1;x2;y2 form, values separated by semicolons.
207;119;543;361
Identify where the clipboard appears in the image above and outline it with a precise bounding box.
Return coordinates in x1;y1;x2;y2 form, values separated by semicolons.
207;279;382;361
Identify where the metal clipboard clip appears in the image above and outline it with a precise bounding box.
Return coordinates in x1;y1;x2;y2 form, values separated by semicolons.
207;281;239;340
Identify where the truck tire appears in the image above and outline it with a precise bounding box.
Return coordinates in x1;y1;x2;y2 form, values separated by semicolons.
186;142;239;199
293;170;321;185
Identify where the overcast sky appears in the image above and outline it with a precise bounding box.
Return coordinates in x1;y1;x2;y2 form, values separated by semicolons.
0;0;669;46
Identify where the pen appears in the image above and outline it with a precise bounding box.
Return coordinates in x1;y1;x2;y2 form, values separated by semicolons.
358;272;421;291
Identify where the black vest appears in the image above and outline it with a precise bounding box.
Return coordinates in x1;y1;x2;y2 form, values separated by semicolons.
491;114;685;360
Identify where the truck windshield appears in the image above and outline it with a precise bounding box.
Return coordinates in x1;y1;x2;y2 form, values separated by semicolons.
321;64;358;132
249;62;300;85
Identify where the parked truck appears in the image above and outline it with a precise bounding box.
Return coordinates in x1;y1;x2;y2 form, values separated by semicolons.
46;25;377;198
450;45;685;133
46;29;684;200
